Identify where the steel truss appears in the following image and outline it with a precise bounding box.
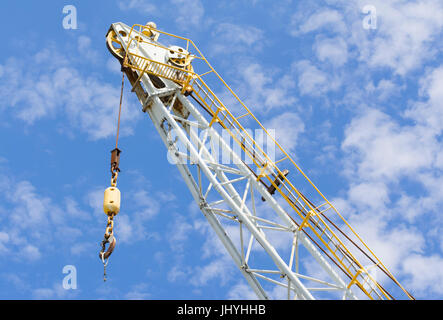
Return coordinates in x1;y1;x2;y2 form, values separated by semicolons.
123;70;358;300
106;22;414;300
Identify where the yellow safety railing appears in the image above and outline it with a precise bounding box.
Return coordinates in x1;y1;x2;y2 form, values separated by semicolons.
122;24;414;300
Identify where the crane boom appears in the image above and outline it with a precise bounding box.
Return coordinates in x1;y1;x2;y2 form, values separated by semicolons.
106;22;413;300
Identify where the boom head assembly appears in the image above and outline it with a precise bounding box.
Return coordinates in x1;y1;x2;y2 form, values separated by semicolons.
104;21;415;300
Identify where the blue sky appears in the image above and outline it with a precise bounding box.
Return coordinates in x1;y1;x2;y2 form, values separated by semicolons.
0;0;442;299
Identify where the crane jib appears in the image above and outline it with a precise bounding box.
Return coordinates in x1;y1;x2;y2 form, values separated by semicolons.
103;21;414;300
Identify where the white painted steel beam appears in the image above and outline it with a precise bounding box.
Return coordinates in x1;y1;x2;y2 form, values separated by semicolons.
110;21;359;300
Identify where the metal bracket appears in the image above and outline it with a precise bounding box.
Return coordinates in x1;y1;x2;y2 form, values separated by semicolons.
142;88;177;112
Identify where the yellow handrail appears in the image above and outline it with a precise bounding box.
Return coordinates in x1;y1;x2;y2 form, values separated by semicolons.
122;23;413;300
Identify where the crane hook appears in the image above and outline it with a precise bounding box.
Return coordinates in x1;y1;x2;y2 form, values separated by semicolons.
99;235;117;261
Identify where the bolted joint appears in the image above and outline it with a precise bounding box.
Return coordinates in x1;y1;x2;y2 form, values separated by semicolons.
199;200;207;210
262;169;289;202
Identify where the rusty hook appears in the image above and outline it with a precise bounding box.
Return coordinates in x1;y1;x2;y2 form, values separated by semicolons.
99;236;117;261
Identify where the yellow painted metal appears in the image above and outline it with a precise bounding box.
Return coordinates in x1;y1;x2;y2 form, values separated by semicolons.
208;108;222;127
235;112;251;121
298;210;316;231
180;74;194;95
256;162;270;182
124;51;191;84
103;186;121;216
106;29;125;60
121;24;414;300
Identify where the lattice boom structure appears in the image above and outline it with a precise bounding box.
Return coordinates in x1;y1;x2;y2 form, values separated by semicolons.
105;22;414;300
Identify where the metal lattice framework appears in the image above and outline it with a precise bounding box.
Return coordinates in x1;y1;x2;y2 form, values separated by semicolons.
105;22;414;300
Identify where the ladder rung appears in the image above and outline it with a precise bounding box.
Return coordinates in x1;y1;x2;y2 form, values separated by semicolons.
164;65;171;77
167;68;174;79
156;64;162;74
332;244;339;254
339;252;347;264
236;112;250;121
313;202;329;212
157;64;164;75
275;156;289;165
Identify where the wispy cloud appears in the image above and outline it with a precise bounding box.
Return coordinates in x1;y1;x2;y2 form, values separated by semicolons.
171;0;205;29
265;111;304;156
209;23;265;56
32;282;79;299
333;63;443;296
0;171;83;263
291;1;443;76
314;36;349;67
290;8;347;36
286;1;443;298
0;42;140;140
294;60;342;96
118;0;157;14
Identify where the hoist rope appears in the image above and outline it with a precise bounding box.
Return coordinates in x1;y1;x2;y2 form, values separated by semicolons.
115;72;125;149
99;71;126;282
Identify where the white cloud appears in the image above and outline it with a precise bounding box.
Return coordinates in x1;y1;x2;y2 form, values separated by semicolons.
168;265;191;283
0;232;9;247
265;111;304;156
342;108;437;182
132;190;161;220
70;242;94;256
168;216;194;252
290;9;347;36
172;0;204;29
210;23;265;56
65;197;90;221
8;181;51;227
227;281;257;300
406;65;443;133
0;175;66;261
60;67;140;140
189;257;234;287
349;217;424;273
294;60;342;96
347;181;389;211
90;186;167;245
334;64;443;297
32;282;78;299
365;79;401;102
360;0;443;75
106;58;122;74
118;0;156;14
116;214;134;243
290;1;443;76
115;190;162;244
0;170;106;264
0;44;140;140
314;36;348;67
86;180;168;245
77;36;100;62
233;63;297;113
124;283;151;300
19;245;42;262
87;187;105;218
166;212;238;291
3;273;30;293
402;254;443;295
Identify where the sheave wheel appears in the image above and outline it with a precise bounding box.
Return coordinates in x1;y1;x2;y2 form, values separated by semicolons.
106;29;126;61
